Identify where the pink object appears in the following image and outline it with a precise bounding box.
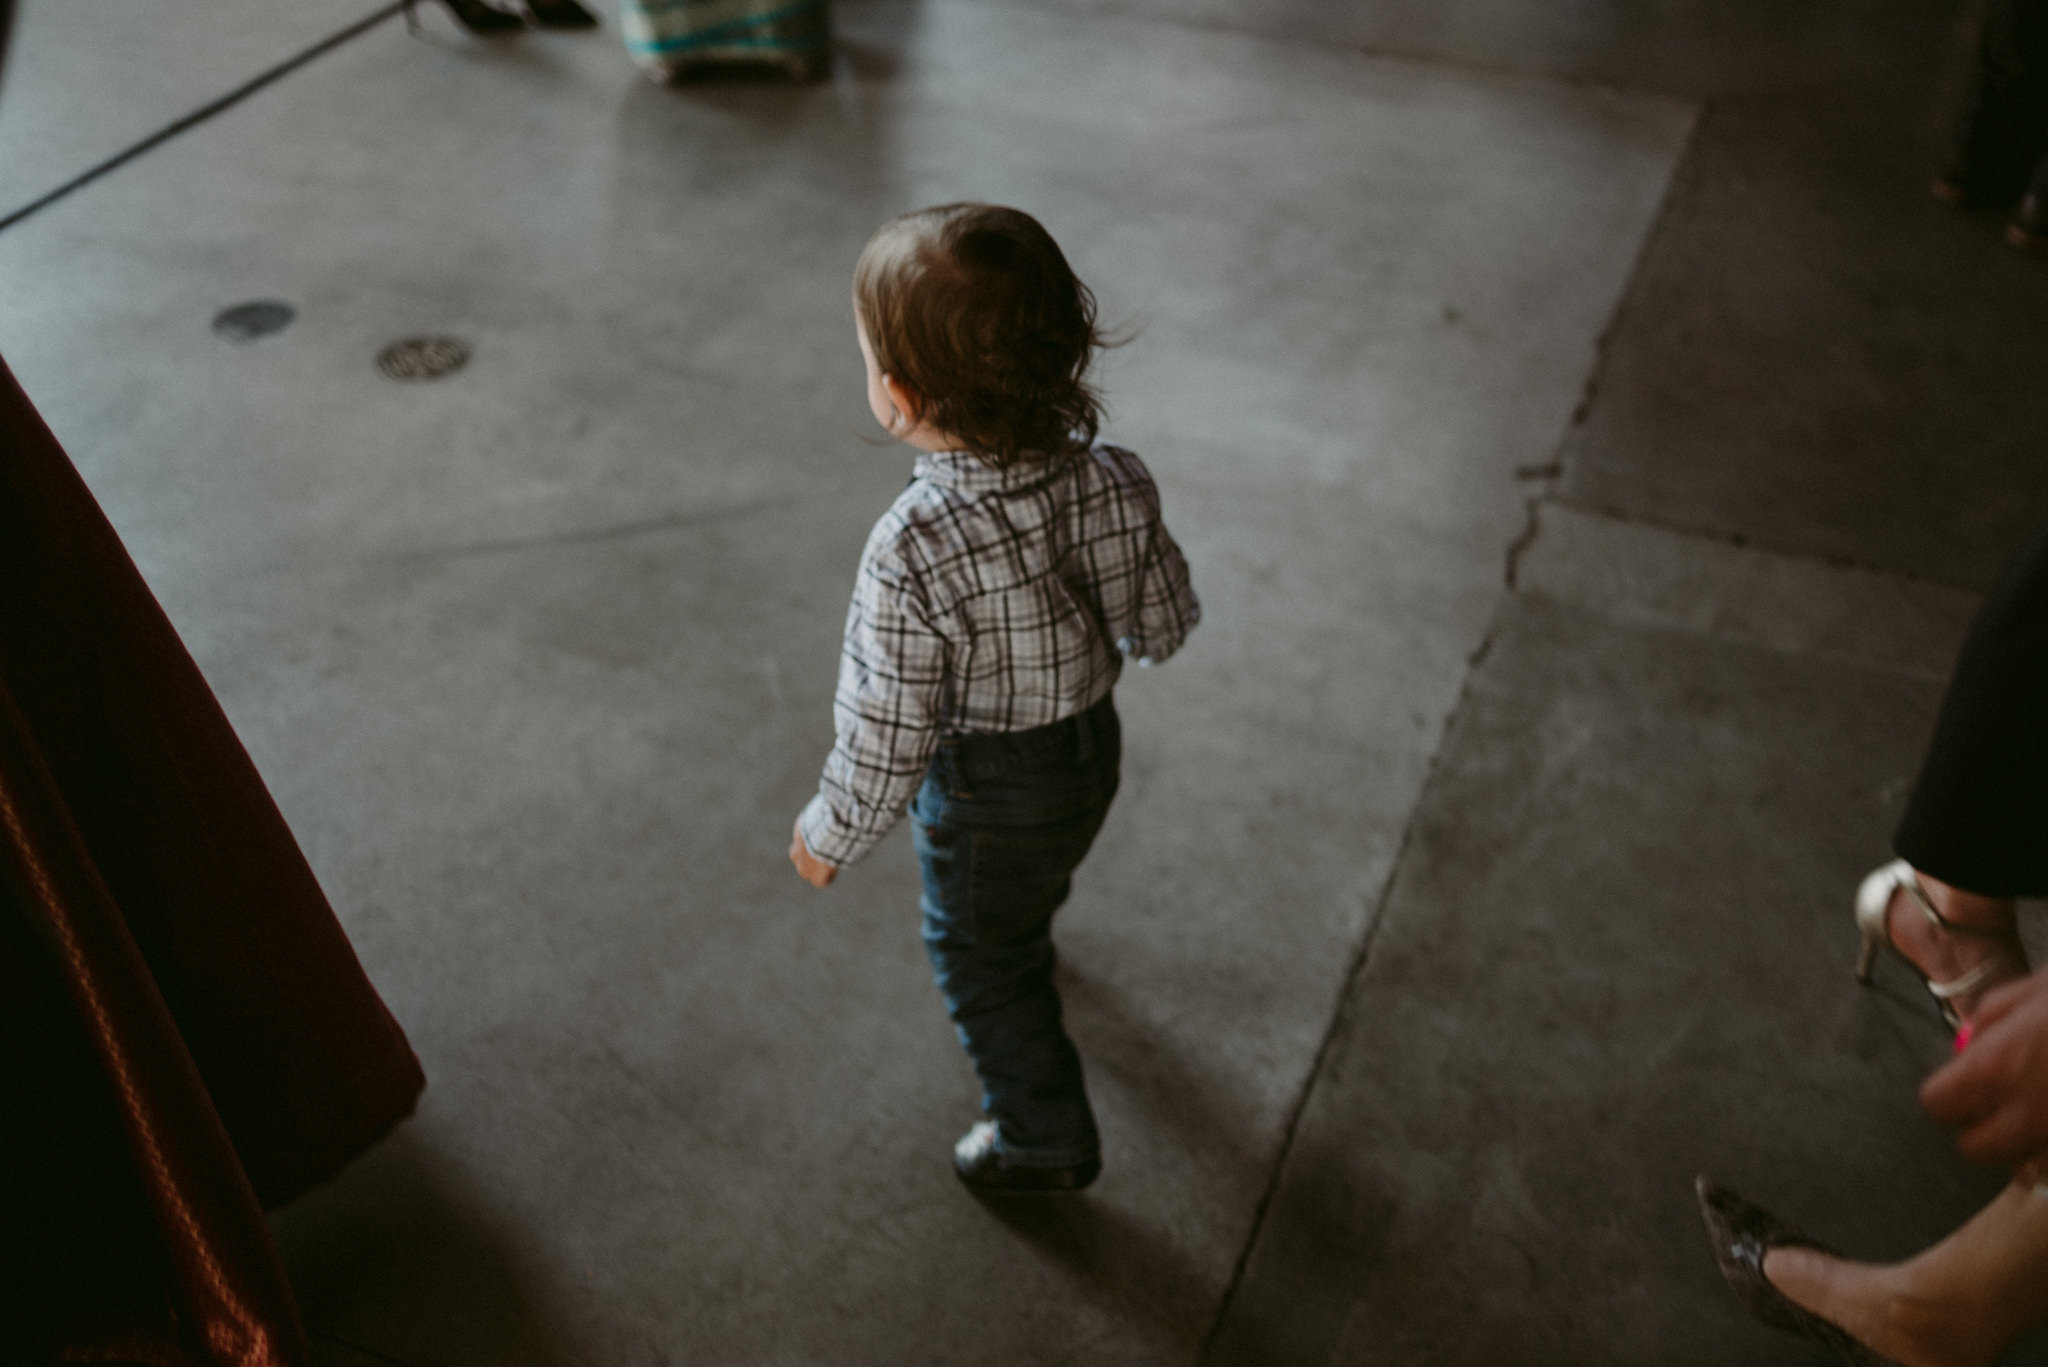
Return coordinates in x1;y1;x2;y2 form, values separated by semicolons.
1956;1021;1975;1052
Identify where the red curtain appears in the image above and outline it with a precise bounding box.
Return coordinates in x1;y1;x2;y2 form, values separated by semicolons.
0;360;425;1365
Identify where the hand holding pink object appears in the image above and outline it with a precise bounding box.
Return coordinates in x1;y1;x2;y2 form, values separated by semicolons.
1923;966;2048;1173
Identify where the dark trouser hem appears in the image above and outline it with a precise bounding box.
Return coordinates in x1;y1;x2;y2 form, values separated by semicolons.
1894;517;2048;898
988;1131;1101;1167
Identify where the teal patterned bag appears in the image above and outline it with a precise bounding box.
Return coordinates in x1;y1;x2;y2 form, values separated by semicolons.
619;0;830;79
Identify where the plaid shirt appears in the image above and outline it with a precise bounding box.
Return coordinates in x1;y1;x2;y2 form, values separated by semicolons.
799;442;1200;867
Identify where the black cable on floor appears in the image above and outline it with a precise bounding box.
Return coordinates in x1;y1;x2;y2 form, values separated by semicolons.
0;0;405;235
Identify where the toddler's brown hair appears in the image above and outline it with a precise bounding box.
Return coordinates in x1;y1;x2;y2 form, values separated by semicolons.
854;203;1107;468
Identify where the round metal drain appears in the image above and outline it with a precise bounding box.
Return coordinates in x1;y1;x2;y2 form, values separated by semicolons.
376;335;471;382
212;300;295;342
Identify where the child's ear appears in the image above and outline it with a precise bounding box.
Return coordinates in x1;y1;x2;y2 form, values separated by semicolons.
882;373;921;424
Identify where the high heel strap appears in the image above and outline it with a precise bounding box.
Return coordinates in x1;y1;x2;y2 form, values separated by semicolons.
1893;864;2026;1007
1926;952;2019;1007
1853;860;2026;1030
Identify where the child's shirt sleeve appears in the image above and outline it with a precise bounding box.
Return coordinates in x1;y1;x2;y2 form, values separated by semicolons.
797;526;947;868
1115;468;1201;667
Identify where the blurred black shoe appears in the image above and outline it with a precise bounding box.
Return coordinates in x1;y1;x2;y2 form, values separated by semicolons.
525;0;600;29
406;0;525;35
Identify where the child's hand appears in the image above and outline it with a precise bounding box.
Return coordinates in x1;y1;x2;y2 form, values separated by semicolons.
789;817;837;888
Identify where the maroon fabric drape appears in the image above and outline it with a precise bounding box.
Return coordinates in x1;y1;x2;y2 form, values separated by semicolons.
0;359;425;1365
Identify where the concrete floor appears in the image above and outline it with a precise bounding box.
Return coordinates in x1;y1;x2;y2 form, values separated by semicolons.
1;1;2043;1364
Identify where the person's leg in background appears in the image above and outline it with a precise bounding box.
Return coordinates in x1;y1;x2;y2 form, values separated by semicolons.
2008;141;2048;250
1941;0;2048;213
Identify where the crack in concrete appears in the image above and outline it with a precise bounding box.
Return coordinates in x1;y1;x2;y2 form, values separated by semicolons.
1538;493;1992;595
1501;492;1549;594
1497;103;1700;599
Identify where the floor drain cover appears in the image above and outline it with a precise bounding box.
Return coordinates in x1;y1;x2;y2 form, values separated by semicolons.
376;336;471;381
212;300;295;342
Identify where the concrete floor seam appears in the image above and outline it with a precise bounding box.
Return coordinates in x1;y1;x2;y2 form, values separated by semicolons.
1500;488;1553;594
1199;381;1602;1359
1190;428;1604;1356
1194;77;1803;1337
1505;84;2010;603
0;0;401;234
1193;776;1420;1367
0;0;1693;242
1543;492;1991;598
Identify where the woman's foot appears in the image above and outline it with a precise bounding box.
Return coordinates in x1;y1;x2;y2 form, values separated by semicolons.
1763;1174;2048;1367
1874;867;2023;1025
1704;1180;2048;1367
1763;1245;2000;1367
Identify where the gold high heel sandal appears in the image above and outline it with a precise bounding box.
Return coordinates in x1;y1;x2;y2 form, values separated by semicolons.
1854;858;2023;1030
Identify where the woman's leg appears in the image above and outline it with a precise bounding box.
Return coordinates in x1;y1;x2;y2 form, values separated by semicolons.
1877;518;2048;1021
1764;1180;2048;1367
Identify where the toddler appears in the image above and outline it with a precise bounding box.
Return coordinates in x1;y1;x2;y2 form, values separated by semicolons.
789;203;1199;1192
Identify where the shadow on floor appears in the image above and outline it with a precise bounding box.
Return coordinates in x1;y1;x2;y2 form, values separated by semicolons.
1061;959;1268;1177
973;1189;1214;1352
272;1127;588;1367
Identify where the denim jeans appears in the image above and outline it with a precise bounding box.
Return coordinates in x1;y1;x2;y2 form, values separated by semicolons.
911;693;1120;1166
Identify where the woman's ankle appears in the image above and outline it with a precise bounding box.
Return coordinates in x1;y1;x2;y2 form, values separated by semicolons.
1763;1246;1903;1355
1876;1280;2007;1367
1916;871;2017;935
1773;1259;1998;1367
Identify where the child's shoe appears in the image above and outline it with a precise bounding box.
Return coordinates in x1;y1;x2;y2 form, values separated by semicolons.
952;1120;1100;1193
